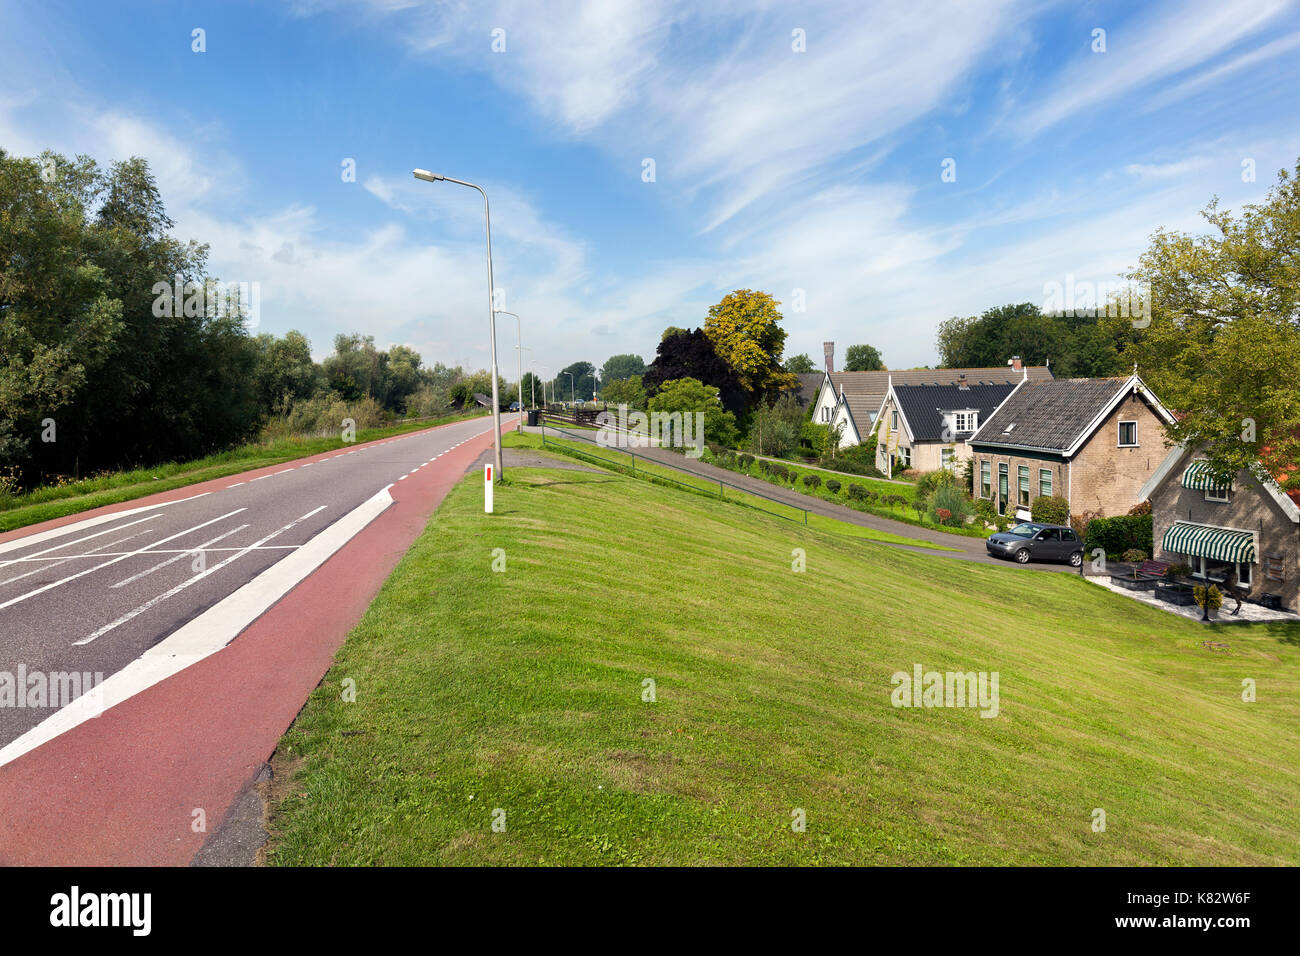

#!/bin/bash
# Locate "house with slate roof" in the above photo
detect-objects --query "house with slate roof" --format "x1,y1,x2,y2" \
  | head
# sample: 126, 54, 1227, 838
968, 374, 1176, 520
873, 376, 1019, 473
809, 356, 1053, 450
1139, 445, 1300, 612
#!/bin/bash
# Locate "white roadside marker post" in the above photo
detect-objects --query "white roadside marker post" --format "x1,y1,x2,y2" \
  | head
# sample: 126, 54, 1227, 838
485, 464, 494, 514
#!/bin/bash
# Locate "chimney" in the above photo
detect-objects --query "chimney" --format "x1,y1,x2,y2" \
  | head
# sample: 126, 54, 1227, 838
1009, 355, 1023, 371
958, 373, 968, 390
823, 342, 834, 375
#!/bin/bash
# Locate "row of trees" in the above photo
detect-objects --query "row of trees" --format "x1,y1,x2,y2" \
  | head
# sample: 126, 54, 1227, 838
0, 149, 503, 489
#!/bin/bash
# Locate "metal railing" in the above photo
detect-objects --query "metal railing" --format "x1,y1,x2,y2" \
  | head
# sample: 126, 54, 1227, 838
540, 421, 809, 525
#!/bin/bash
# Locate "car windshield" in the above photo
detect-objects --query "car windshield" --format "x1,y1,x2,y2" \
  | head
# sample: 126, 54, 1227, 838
1007, 523, 1044, 538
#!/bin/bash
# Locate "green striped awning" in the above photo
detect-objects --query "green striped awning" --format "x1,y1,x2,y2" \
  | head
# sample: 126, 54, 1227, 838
1181, 459, 1230, 495
1162, 522, 1256, 563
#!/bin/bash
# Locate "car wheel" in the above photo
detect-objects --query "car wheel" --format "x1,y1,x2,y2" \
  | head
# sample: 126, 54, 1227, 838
1015, 548, 1031, 564
1069, 550, 1082, 567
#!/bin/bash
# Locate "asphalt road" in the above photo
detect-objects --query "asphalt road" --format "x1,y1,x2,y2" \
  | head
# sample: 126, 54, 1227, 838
0, 415, 500, 753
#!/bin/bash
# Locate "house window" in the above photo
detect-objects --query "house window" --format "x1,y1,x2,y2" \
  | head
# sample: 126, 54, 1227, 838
954, 411, 977, 433
1017, 466, 1030, 507
898, 446, 911, 467
941, 447, 954, 469
981, 461, 991, 498
891, 410, 899, 431
1265, 554, 1285, 582
998, 464, 1008, 515
1039, 468, 1052, 497
1205, 484, 1229, 503
1118, 421, 1138, 446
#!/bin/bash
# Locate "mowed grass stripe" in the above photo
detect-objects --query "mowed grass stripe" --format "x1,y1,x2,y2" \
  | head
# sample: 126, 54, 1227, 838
265, 466, 1300, 866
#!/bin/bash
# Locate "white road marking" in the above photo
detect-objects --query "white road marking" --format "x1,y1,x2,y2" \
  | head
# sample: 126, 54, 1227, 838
0, 527, 157, 586
0, 514, 162, 569
0, 509, 248, 611
110, 524, 249, 589
227, 482, 246, 488
76, 506, 324, 645
0, 487, 393, 769
0, 493, 211, 560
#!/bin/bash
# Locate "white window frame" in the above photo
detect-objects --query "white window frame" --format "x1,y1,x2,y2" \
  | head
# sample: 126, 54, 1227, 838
954, 410, 977, 433
1118, 420, 1138, 447
980, 461, 991, 498
941, 447, 954, 468
1039, 468, 1052, 498
1017, 465, 1030, 507
1204, 484, 1229, 503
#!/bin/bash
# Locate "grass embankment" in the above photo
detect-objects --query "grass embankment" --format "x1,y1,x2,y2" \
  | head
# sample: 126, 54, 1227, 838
703, 450, 989, 539
0, 409, 489, 534
265, 462, 1300, 865
510, 430, 950, 551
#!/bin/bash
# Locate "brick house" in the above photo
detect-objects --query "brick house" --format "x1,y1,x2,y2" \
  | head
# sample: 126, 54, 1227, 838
1140, 446, 1300, 611
968, 375, 1176, 519
873, 378, 1019, 473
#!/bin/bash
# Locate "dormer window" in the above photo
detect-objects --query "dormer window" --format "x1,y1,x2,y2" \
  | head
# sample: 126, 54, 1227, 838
954, 410, 978, 433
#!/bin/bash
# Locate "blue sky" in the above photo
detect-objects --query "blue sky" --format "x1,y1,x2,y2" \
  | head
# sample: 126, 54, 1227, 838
3, 0, 1299, 376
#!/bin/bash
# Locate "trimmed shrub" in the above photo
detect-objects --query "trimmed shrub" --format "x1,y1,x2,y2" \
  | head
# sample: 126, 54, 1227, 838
739, 454, 754, 469
974, 498, 997, 525
848, 483, 868, 502
1121, 548, 1148, 563
912, 500, 928, 519
825, 479, 841, 494
1083, 514, 1153, 558
1030, 494, 1071, 526
803, 474, 821, 490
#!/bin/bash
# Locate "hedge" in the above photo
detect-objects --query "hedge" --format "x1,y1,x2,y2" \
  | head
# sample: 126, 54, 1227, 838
1030, 495, 1070, 525
1083, 514, 1153, 558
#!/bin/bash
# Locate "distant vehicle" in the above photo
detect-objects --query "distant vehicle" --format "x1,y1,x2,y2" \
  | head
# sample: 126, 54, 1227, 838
986, 522, 1082, 566
509, 401, 522, 411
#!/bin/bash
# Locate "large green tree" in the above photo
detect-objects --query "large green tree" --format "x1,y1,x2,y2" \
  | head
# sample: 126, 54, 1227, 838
600, 353, 645, 386
783, 353, 816, 374
844, 344, 885, 371
1116, 158, 1300, 489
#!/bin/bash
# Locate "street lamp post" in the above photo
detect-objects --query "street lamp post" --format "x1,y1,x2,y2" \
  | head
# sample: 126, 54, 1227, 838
413, 168, 503, 481
565, 372, 575, 405
495, 310, 523, 431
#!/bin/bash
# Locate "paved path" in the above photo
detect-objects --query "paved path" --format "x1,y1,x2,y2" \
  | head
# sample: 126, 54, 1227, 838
531, 425, 1078, 573
0, 415, 516, 864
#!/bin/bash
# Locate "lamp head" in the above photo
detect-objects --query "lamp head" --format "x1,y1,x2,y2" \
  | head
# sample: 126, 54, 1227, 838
412, 169, 443, 182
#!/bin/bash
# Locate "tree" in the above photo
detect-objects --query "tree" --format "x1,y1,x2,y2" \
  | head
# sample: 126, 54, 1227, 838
704, 289, 797, 402
253, 330, 320, 415
936, 302, 1125, 377
642, 328, 747, 415
783, 353, 816, 374
748, 394, 805, 457
557, 361, 597, 401
601, 376, 647, 409
647, 377, 739, 447
1117, 157, 1300, 490
844, 344, 885, 371
519, 371, 544, 407
600, 353, 645, 386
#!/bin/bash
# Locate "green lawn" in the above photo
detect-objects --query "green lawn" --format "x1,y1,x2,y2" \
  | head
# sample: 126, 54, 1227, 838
702, 449, 989, 539
0, 410, 489, 533
510, 430, 951, 550
265, 464, 1300, 866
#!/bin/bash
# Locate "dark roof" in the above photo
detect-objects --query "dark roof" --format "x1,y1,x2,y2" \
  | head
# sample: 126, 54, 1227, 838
970, 378, 1128, 453
825, 365, 1053, 435
790, 373, 825, 408
892, 382, 1018, 442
